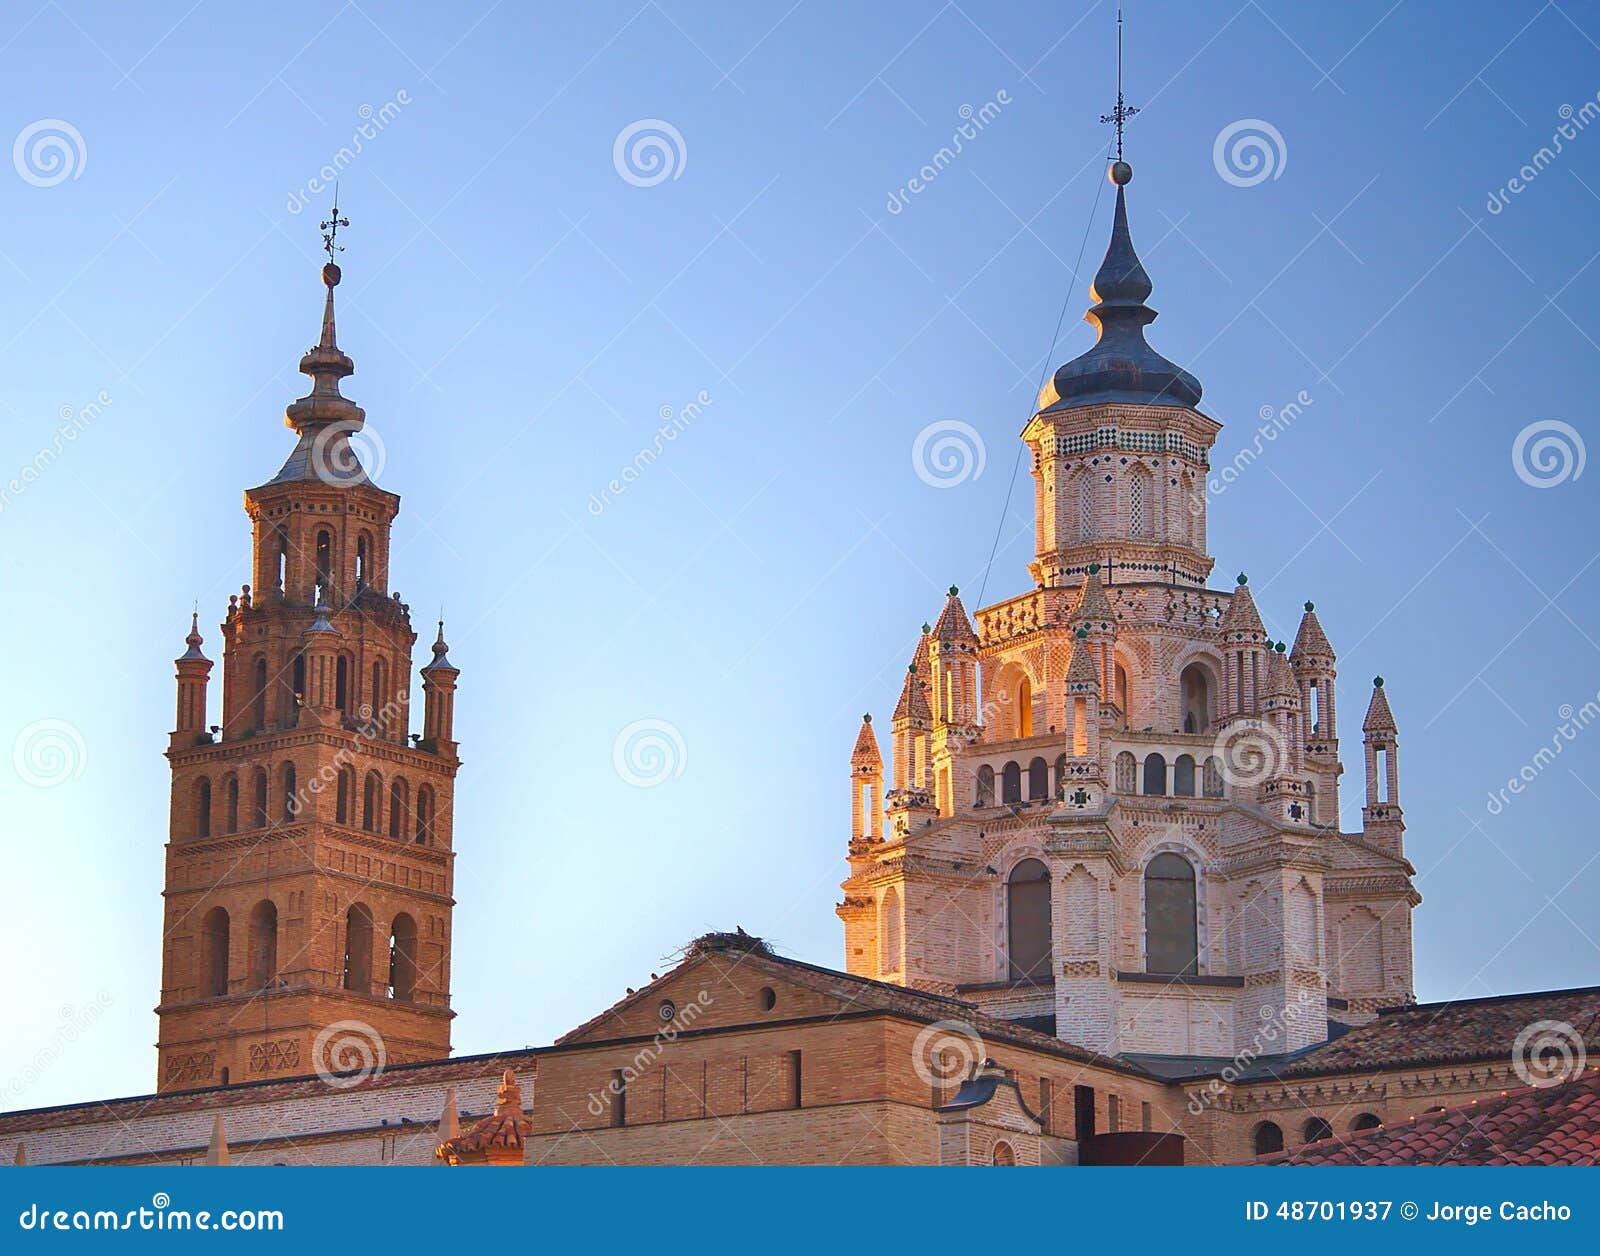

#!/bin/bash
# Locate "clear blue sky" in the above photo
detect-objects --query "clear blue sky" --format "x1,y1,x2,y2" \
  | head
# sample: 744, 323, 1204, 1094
2, 0, 1598, 1108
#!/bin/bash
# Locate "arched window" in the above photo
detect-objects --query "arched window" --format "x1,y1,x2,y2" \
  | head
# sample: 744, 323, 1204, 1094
992, 1140, 1017, 1166
1007, 858, 1052, 981
224, 775, 239, 834
1001, 761, 1022, 804
975, 764, 995, 807
414, 785, 435, 846
1115, 751, 1136, 793
195, 778, 212, 838
335, 766, 353, 825
252, 768, 268, 828
1142, 753, 1167, 796
1114, 663, 1129, 717
291, 651, 306, 712
362, 771, 381, 833
335, 655, 350, 717
1180, 663, 1212, 734
1027, 757, 1048, 801
343, 902, 374, 994
1077, 473, 1095, 541
1016, 677, 1033, 739
1174, 754, 1196, 797
1203, 756, 1225, 798
1350, 1112, 1382, 1133
251, 656, 269, 731
248, 900, 278, 988
1144, 853, 1198, 975
388, 912, 418, 1001
1054, 753, 1068, 798
388, 777, 409, 840
280, 762, 297, 822
1129, 467, 1151, 537
1305, 778, 1317, 823
356, 532, 371, 589
1303, 1117, 1333, 1143
273, 525, 289, 591
199, 906, 229, 997
1253, 1121, 1284, 1156
314, 528, 332, 602
370, 660, 387, 735
879, 886, 902, 975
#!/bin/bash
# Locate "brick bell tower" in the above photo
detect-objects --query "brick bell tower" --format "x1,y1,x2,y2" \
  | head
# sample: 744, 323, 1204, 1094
156, 232, 462, 1091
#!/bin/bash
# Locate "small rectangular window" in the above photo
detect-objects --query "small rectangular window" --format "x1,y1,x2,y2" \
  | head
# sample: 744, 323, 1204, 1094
1074, 1084, 1096, 1140
1108, 1093, 1121, 1133
788, 1050, 803, 1109
611, 1070, 627, 1127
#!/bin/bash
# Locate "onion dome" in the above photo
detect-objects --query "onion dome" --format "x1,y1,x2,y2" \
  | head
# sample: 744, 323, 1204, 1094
1072, 562, 1114, 626
1363, 677, 1397, 734
1036, 164, 1202, 413
1219, 573, 1266, 641
933, 586, 978, 643
851, 713, 882, 765
420, 620, 458, 677
176, 611, 209, 663
1290, 600, 1335, 667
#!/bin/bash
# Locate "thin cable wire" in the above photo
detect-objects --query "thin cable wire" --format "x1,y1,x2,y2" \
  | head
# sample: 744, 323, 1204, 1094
975, 157, 1112, 608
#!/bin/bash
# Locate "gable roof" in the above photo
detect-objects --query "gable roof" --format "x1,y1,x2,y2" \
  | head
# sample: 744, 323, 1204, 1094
1273, 1069, 1600, 1165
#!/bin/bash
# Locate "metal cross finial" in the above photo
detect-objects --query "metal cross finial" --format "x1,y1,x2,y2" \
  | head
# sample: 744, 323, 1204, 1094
1099, 8, 1139, 161
320, 188, 350, 260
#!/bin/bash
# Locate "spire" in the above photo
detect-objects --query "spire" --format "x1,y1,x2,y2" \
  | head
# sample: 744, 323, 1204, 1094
933, 586, 978, 643
1038, 17, 1201, 414
436, 1086, 461, 1164
204, 1114, 230, 1167
1066, 629, 1100, 688
12, 1142, 26, 1166
1072, 563, 1114, 625
892, 664, 931, 722
851, 713, 881, 765
177, 611, 208, 663
1291, 600, 1334, 665
1363, 676, 1397, 734
421, 619, 458, 676
1264, 642, 1296, 698
1220, 573, 1265, 639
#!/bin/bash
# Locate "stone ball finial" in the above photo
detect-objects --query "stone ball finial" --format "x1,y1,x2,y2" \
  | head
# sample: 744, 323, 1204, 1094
1304, 600, 1315, 612
862, 713, 871, 724
948, 585, 959, 597
1110, 160, 1133, 186
322, 262, 342, 288
1237, 572, 1248, 586
1374, 676, 1384, 688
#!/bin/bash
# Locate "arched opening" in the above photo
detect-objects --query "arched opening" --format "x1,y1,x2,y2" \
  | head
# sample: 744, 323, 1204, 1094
879, 886, 902, 975
1174, 754, 1196, 797
1114, 663, 1130, 719
1007, 858, 1052, 982
1350, 1112, 1382, 1133
280, 761, 297, 822
362, 771, 381, 832
415, 785, 435, 845
195, 778, 212, 838
1129, 466, 1152, 537
992, 1140, 1017, 1166
1016, 677, 1033, 739
1302, 1117, 1333, 1143
1142, 752, 1167, 796
224, 775, 239, 833
335, 766, 353, 825
273, 525, 288, 592
251, 656, 268, 731
1144, 852, 1198, 975
1253, 1121, 1284, 1156
1180, 663, 1213, 734
199, 906, 229, 997
248, 899, 278, 988
388, 912, 418, 1001
291, 650, 306, 713
387, 777, 409, 840
356, 532, 371, 589
314, 529, 332, 602
335, 655, 350, 717
370, 659, 387, 735
1001, 761, 1022, 804
1114, 751, 1136, 793
975, 764, 995, 807
1054, 753, 1069, 798
1308, 678, 1322, 733
252, 768, 268, 828
343, 902, 374, 995
1305, 778, 1317, 823
1203, 756, 1225, 798
1027, 757, 1048, 801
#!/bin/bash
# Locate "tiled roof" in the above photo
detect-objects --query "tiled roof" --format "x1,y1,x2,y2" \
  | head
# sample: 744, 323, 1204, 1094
436, 1069, 530, 1161
1266, 986, 1600, 1079
1273, 1069, 1600, 1165
851, 716, 881, 764
933, 589, 978, 644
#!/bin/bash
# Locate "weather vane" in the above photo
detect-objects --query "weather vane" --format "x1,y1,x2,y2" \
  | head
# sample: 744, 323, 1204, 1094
1099, 8, 1139, 163
320, 189, 350, 260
